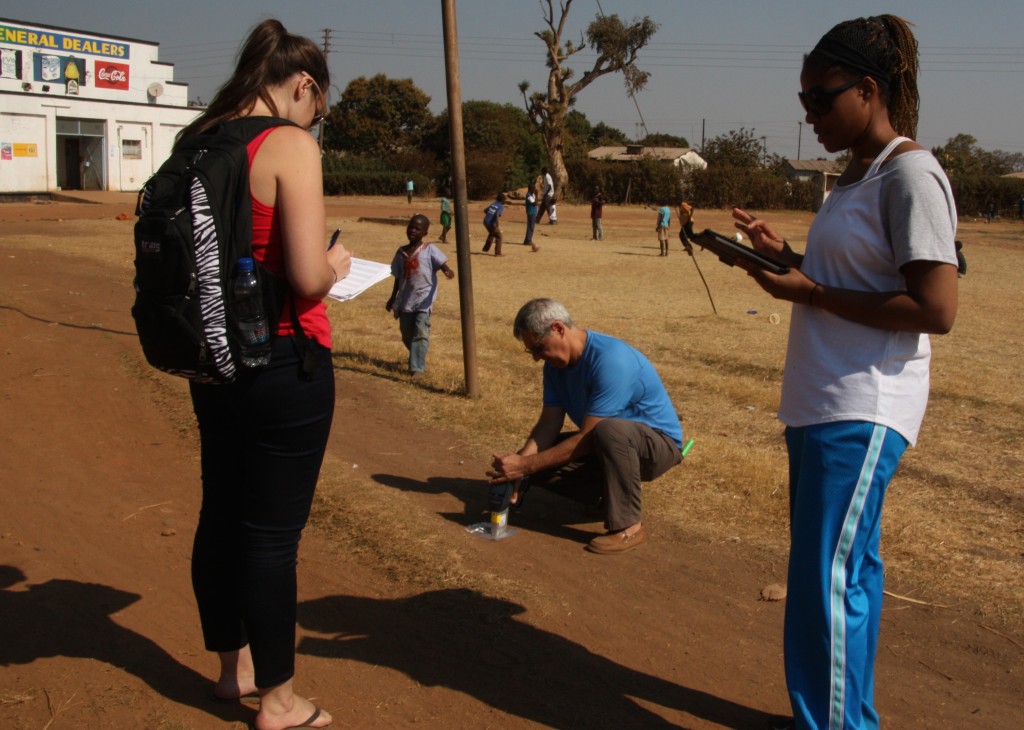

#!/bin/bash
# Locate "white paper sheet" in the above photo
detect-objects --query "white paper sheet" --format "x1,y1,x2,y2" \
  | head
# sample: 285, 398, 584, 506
326, 258, 392, 302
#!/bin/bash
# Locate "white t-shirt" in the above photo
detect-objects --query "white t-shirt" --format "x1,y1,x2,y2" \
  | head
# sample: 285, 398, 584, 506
779, 139, 957, 446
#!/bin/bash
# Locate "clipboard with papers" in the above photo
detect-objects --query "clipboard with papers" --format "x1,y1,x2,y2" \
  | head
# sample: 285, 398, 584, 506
326, 258, 392, 302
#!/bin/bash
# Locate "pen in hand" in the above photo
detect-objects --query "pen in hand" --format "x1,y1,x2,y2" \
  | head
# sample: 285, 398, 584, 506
328, 228, 341, 250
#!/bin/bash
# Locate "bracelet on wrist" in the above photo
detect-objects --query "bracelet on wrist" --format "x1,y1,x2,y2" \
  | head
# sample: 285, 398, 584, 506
808, 283, 821, 306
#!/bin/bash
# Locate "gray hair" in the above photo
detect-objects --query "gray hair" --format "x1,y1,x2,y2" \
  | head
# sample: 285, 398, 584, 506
513, 298, 574, 340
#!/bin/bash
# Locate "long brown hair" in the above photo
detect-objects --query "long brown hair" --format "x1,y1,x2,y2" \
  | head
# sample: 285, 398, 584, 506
804, 15, 920, 139
177, 19, 329, 143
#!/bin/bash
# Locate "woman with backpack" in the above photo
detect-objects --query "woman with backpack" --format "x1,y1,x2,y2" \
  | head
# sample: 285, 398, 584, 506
178, 19, 348, 730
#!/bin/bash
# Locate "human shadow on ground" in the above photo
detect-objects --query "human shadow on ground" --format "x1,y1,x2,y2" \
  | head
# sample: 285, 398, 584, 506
371, 472, 602, 545
0, 565, 243, 724
298, 587, 778, 729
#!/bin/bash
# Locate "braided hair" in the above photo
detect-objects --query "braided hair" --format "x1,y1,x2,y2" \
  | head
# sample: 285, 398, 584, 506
805, 15, 920, 139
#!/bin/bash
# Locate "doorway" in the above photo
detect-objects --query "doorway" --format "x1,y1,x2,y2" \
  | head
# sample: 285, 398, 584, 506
56, 118, 105, 191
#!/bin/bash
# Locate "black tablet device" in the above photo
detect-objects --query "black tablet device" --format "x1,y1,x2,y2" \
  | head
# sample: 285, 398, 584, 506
687, 228, 790, 275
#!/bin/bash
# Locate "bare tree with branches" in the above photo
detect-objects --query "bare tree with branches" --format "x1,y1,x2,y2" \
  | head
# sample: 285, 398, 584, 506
519, 0, 658, 197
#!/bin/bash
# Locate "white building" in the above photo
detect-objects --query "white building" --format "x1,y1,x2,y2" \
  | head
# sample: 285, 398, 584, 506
0, 18, 200, 194
587, 145, 708, 171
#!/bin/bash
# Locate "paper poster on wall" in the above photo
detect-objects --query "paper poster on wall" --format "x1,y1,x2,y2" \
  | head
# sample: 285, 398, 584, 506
1, 143, 12, 161
0, 47, 21, 79
14, 143, 38, 157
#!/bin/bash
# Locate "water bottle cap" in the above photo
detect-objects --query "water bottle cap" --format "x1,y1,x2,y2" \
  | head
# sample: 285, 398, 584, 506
237, 257, 254, 272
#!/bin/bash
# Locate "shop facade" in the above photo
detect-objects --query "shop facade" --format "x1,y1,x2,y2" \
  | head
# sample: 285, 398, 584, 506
0, 18, 200, 194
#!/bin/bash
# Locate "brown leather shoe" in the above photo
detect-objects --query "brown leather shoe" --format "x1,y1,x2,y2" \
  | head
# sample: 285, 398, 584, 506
585, 524, 647, 554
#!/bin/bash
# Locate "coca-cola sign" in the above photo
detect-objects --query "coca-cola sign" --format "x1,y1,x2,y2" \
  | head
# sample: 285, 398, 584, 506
94, 60, 129, 90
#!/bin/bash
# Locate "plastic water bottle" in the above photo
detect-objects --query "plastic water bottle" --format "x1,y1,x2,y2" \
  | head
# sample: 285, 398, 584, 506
233, 257, 271, 367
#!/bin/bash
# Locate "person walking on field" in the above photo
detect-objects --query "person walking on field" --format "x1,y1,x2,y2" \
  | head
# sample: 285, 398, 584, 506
732, 15, 958, 729
406, 178, 415, 204
536, 167, 556, 224
482, 192, 506, 256
386, 215, 455, 379
181, 19, 351, 730
524, 183, 539, 252
438, 187, 453, 243
591, 186, 606, 240
656, 203, 672, 256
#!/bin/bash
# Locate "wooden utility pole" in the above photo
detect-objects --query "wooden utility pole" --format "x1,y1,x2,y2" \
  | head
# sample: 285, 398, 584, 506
318, 28, 331, 151
441, 0, 479, 397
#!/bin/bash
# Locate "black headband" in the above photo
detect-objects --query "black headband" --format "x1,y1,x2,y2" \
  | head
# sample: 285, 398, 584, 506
809, 36, 892, 86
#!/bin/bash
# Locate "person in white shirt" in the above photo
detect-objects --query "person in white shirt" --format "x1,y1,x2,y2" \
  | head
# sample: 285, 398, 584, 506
732, 14, 958, 730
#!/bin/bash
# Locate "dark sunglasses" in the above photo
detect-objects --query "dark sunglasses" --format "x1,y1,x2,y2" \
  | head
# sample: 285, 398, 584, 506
798, 77, 862, 117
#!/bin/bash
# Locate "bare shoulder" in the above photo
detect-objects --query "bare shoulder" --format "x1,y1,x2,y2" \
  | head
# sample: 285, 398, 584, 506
258, 125, 320, 157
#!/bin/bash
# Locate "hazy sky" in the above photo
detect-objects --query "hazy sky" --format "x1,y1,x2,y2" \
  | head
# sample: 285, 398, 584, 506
5, 1, 1023, 160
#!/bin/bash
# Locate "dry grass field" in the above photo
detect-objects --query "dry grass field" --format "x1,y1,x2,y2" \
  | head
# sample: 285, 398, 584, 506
2, 193, 1021, 728
323, 196, 1023, 628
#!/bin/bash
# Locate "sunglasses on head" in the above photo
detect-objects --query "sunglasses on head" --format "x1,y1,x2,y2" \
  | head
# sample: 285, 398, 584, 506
798, 76, 863, 117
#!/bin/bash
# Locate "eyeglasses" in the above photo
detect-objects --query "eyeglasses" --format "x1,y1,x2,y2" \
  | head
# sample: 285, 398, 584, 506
798, 77, 862, 117
304, 76, 327, 129
524, 326, 554, 355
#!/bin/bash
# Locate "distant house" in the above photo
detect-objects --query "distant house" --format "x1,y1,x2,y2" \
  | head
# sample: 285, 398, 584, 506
588, 144, 708, 171
785, 159, 843, 211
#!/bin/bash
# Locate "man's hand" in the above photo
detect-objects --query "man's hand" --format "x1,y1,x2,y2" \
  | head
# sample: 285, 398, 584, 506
486, 452, 529, 484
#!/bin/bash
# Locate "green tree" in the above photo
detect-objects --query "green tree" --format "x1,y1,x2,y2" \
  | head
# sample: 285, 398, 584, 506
519, 0, 658, 197
701, 128, 767, 168
640, 132, 690, 148
325, 74, 433, 157
590, 122, 629, 147
424, 101, 545, 198
933, 133, 1024, 177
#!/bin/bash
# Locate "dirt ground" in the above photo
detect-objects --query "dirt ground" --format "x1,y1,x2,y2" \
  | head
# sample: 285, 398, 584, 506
0, 195, 1020, 729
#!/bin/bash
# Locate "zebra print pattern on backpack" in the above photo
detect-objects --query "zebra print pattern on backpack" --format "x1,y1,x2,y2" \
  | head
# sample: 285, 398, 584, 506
190, 177, 236, 383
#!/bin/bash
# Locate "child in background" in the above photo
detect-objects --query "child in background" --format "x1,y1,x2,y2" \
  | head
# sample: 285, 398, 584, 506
482, 192, 506, 256
677, 200, 695, 241
524, 184, 539, 252
656, 203, 672, 256
439, 187, 453, 243
386, 214, 455, 379
591, 185, 606, 240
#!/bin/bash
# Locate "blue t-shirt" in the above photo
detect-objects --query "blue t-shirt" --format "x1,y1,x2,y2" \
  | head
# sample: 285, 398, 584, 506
483, 201, 504, 227
542, 331, 683, 448
525, 193, 538, 217
657, 206, 671, 228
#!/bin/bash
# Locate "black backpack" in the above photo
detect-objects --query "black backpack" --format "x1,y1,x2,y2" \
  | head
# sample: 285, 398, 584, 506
132, 117, 299, 384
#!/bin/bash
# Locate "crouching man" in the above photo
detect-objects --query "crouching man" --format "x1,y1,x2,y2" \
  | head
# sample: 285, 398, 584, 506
486, 298, 684, 554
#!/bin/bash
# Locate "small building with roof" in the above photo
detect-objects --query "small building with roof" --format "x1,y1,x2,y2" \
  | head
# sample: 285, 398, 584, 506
587, 144, 708, 171
785, 159, 843, 211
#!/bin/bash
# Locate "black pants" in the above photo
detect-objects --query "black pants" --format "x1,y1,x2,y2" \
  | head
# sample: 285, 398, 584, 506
535, 195, 554, 223
189, 337, 334, 688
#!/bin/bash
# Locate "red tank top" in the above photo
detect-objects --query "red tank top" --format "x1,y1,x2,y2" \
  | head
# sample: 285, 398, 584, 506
246, 128, 331, 349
